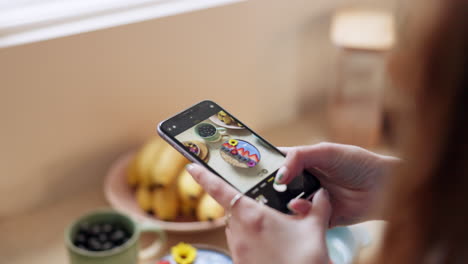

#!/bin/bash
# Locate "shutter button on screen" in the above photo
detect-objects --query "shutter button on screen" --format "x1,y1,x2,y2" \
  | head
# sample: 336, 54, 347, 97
273, 182, 287, 192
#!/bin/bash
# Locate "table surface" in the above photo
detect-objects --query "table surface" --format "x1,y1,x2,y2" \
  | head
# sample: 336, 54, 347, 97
1, 112, 389, 264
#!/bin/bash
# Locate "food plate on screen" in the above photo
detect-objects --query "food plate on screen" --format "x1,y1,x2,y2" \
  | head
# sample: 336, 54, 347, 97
208, 111, 244, 130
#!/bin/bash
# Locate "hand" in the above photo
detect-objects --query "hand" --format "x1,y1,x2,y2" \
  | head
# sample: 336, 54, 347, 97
186, 163, 332, 264
277, 142, 399, 226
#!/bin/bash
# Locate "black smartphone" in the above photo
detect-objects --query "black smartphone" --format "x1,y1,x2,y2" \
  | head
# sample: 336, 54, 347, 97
157, 100, 320, 213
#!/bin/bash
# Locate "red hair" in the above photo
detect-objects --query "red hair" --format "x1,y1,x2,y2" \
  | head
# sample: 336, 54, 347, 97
374, 1, 468, 263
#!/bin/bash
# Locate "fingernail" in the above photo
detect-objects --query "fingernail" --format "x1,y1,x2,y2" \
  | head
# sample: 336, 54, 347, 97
287, 199, 311, 215
307, 192, 316, 201
287, 200, 295, 212
287, 198, 299, 212
185, 163, 194, 172
322, 188, 329, 199
275, 167, 287, 184
310, 188, 328, 202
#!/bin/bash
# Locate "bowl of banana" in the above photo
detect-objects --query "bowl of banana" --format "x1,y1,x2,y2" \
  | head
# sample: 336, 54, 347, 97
104, 137, 226, 232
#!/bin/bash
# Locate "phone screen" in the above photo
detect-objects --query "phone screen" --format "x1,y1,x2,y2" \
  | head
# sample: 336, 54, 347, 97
159, 100, 320, 213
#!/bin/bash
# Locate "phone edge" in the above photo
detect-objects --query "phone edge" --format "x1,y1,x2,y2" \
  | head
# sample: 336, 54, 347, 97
157, 121, 202, 166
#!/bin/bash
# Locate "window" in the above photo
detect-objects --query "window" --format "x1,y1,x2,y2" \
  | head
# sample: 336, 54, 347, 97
0, 0, 244, 48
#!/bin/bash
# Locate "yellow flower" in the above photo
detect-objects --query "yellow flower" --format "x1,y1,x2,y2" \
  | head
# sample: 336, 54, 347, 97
229, 139, 238, 146
171, 242, 197, 264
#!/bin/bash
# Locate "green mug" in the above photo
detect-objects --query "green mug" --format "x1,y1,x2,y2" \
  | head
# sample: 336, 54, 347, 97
65, 210, 166, 264
194, 123, 228, 142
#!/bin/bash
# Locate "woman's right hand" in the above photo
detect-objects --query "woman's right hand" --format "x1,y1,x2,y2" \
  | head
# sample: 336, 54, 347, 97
186, 164, 333, 264
277, 143, 400, 226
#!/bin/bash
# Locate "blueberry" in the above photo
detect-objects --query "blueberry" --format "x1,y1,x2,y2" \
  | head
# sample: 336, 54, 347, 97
78, 222, 91, 234
88, 238, 102, 251
98, 233, 108, 242
77, 244, 87, 250
102, 223, 113, 233
90, 224, 102, 235
101, 242, 114, 251
110, 229, 126, 242
74, 233, 87, 245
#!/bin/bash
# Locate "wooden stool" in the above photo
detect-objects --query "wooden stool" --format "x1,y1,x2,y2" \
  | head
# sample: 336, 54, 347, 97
328, 9, 395, 148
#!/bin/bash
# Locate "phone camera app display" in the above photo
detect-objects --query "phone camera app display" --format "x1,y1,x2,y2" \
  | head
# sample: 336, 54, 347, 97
161, 101, 321, 213
175, 111, 285, 194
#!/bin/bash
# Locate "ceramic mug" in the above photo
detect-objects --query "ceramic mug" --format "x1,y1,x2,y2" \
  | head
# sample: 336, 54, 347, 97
326, 227, 361, 264
194, 123, 228, 142
65, 210, 166, 264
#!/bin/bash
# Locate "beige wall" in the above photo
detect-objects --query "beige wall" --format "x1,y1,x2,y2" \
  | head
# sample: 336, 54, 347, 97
0, 0, 395, 217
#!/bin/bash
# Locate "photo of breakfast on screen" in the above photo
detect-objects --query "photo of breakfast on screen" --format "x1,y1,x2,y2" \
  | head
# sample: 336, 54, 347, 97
175, 111, 285, 193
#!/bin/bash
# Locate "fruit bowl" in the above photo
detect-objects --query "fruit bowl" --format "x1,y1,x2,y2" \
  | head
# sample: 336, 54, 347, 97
104, 151, 226, 233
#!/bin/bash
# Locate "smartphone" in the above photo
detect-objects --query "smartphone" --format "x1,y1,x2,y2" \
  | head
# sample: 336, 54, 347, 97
157, 100, 321, 213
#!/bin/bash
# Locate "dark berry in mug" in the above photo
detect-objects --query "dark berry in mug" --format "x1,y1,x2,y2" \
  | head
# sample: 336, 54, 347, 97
197, 124, 217, 137
73, 222, 131, 252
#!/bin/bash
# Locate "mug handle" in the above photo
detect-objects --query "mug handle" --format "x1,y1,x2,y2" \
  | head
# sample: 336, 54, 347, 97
137, 221, 167, 260
219, 128, 230, 141
218, 127, 227, 134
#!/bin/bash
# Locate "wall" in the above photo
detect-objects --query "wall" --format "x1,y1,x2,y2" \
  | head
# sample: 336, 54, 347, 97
0, 0, 395, 217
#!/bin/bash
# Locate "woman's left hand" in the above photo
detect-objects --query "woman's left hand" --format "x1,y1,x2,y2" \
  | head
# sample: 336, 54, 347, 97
186, 163, 332, 264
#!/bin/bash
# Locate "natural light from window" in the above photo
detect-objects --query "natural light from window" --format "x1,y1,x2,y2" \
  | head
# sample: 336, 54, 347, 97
0, 0, 244, 48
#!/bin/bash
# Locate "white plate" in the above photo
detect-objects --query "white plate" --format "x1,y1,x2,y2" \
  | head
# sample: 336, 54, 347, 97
209, 116, 244, 130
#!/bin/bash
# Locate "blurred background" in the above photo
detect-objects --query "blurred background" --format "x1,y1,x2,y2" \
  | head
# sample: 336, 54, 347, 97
0, 0, 399, 263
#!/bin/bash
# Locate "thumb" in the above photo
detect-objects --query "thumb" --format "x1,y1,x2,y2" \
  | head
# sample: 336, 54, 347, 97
275, 143, 340, 185
306, 188, 332, 229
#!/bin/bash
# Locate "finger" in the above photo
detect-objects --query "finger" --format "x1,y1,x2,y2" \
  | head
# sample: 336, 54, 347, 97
224, 215, 251, 263
287, 198, 312, 216
186, 163, 239, 209
277, 147, 291, 154
225, 227, 240, 262
225, 227, 233, 248
306, 188, 332, 230
275, 143, 341, 185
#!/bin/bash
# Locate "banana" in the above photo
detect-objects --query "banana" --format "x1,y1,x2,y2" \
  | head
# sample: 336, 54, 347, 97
152, 183, 180, 221
150, 144, 188, 188
217, 111, 234, 125
127, 155, 139, 188
135, 137, 164, 188
136, 186, 153, 213
197, 193, 224, 221
180, 198, 198, 218
177, 169, 203, 203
